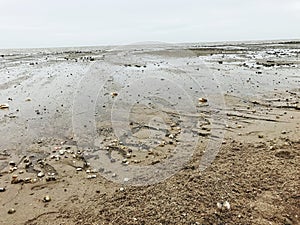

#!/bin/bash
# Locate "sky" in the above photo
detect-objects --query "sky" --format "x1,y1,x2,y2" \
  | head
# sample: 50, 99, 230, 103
0, 0, 300, 49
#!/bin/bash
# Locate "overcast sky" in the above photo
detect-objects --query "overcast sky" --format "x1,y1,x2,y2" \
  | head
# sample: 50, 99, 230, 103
0, 0, 299, 48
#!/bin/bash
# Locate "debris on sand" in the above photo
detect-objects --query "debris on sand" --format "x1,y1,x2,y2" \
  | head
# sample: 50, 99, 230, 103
43, 195, 51, 202
0, 103, 9, 109
111, 92, 118, 97
7, 208, 16, 214
217, 201, 231, 211
198, 98, 208, 103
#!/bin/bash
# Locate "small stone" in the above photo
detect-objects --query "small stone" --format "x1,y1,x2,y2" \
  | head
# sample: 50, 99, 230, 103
198, 98, 208, 103
111, 92, 118, 97
9, 161, 16, 166
124, 177, 129, 182
43, 195, 51, 202
24, 177, 32, 183
46, 176, 56, 182
258, 134, 264, 138
0, 187, 6, 192
281, 130, 287, 134
119, 187, 124, 191
87, 175, 97, 179
169, 134, 174, 139
0, 103, 9, 109
37, 172, 45, 178
8, 208, 16, 214
76, 168, 83, 171
223, 201, 230, 210
217, 202, 222, 209
25, 98, 31, 102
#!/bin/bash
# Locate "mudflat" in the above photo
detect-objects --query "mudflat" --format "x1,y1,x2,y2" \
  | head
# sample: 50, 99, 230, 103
0, 41, 299, 225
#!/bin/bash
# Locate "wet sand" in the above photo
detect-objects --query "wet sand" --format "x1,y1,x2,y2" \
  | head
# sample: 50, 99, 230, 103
0, 40, 299, 224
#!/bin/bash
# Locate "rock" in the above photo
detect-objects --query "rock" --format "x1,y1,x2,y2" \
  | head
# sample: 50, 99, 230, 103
59, 150, 65, 155
223, 201, 230, 210
258, 134, 264, 138
198, 98, 208, 103
0, 187, 6, 192
37, 172, 45, 178
217, 201, 230, 211
8, 208, 16, 214
87, 175, 97, 179
0, 103, 9, 109
46, 176, 56, 182
9, 161, 16, 166
111, 92, 118, 97
43, 195, 51, 202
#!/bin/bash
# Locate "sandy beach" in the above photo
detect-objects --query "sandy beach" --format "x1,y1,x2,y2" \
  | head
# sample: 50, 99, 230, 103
0, 40, 299, 225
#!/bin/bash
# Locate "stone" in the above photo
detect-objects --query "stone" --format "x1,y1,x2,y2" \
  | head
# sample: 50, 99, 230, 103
37, 172, 45, 178
8, 208, 16, 214
43, 195, 51, 202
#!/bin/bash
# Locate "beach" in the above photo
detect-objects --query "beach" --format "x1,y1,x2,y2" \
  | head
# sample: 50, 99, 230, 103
0, 40, 299, 224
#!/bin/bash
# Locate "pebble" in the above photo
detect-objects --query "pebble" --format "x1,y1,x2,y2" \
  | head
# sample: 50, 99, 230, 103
281, 130, 287, 134
9, 161, 16, 166
0, 103, 9, 109
223, 201, 230, 210
37, 172, 45, 178
258, 134, 264, 138
87, 175, 97, 179
0, 187, 6, 192
217, 201, 230, 211
198, 98, 208, 103
76, 168, 83, 171
111, 92, 118, 97
43, 195, 51, 202
8, 208, 16, 214
46, 176, 56, 182
119, 187, 124, 191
